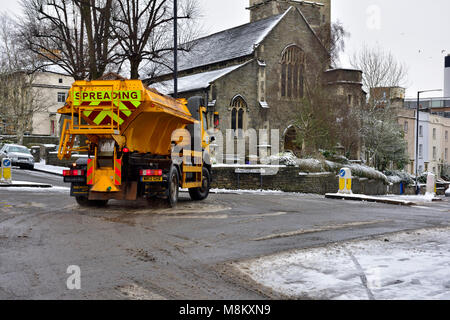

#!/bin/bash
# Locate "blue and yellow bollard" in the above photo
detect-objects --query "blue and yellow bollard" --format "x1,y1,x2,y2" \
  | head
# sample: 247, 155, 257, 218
1, 158, 12, 184
338, 168, 353, 194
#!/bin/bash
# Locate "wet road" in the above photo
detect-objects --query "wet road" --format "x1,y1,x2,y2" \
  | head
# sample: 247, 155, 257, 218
0, 169, 449, 299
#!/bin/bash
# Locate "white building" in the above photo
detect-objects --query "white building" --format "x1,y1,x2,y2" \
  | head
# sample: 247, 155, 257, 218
31, 71, 74, 136
428, 114, 450, 176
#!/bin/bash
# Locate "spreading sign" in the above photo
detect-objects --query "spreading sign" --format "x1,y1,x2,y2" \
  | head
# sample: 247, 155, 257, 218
73, 90, 142, 105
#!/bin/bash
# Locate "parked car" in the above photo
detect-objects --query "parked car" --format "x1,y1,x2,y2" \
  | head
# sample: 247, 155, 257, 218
0, 144, 35, 170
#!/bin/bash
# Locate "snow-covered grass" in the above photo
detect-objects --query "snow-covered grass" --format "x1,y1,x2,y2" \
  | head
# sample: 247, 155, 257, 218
235, 227, 450, 300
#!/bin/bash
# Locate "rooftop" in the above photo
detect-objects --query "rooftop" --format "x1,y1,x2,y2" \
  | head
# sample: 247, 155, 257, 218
151, 63, 248, 94
153, 9, 291, 77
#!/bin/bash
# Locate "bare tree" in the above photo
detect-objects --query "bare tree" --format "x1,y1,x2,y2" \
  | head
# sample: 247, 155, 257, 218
351, 45, 408, 97
20, 0, 118, 80
350, 45, 409, 169
112, 0, 201, 79
77, 0, 118, 79
20, 0, 89, 80
359, 103, 409, 171
0, 14, 49, 144
316, 20, 350, 67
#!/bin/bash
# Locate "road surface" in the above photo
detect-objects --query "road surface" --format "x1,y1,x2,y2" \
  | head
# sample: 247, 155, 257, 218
0, 168, 448, 299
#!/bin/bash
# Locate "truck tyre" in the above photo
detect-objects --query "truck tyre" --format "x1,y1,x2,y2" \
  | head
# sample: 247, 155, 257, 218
167, 166, 179, 207
75, 196, 108, 207
189, 167, 210, 201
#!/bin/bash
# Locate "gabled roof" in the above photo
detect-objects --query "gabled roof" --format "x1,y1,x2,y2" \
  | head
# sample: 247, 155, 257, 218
151, 63, 248, 95
155, 9, 292, 77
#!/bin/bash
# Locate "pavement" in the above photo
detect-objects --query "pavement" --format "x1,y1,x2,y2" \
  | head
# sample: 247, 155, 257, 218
0, 168, 449, 299
325, 193, 440, 206
0, 181, 52, 188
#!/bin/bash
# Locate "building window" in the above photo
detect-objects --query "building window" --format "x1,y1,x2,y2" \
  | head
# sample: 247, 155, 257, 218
419, 144, 423, 159
433, 128, 437, 140
445, 131, 448, 142
230, 96, 247, 136
419, 125, 423, 137
57, 92, 66, 103
404, 121, 408, 134
59, 78, 63, 84
281, 45, 305, 99
348, 95, 353, 106
445, 148, 448, 161
433, 146, 437, 160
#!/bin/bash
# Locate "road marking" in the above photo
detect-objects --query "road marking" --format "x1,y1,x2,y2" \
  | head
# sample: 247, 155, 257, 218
412, 206, 434, 210
164, 212, 288, 220
241, 212, 287, 218
251, 220, 393, 241
412, 205, 449, 212
165, 214, 229, 219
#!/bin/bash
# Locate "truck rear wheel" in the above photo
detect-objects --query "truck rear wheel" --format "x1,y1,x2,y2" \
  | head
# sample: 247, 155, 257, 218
75, 196, 108, 207
189, 167, 210, 201
167, 166, 179, 207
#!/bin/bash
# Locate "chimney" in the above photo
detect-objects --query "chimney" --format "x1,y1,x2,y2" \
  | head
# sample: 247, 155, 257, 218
445, 55, 450, 97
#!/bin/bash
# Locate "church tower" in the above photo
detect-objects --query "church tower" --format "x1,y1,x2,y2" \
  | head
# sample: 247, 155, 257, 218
248, 0, 331, 31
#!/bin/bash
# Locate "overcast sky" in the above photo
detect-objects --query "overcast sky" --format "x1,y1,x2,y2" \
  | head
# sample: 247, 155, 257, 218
2, 0, 449, 98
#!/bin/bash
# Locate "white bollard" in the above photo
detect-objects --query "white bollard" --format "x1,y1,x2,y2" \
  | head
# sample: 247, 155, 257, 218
338, 168, 353, 195
426, 173, 436, 197
1, 158, 12, 184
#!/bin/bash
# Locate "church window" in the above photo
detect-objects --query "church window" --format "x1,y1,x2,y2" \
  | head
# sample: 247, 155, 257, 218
231, 96, 247, 136
281, 45, 305, 99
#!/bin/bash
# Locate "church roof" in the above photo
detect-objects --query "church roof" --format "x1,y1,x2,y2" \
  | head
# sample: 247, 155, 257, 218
155, 8, 292, 77
150, 63, 248, 95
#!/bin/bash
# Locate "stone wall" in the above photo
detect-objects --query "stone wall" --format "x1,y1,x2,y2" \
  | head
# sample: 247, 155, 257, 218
211, 166, 388, 195
0, 135, 60, 146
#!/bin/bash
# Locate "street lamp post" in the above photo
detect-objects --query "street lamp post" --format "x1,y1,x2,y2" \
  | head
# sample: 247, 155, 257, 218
173, 0, 178, 99
415, 89, 442, 194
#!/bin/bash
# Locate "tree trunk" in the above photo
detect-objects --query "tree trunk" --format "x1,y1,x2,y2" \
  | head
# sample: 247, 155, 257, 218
130, 58, 142, 79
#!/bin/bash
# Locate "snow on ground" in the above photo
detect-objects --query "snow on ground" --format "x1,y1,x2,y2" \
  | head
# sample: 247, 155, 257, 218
384, 194, 436, 202
235, 227, 450, 300
212, 164, 286, 168
210, 188, 285, 195
35, 160, 67, 175
179, 188, 287, 195
0, 186, 69, 193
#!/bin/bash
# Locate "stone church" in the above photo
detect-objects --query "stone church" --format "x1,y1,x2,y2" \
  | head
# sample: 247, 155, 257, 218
149, 0, 365, 159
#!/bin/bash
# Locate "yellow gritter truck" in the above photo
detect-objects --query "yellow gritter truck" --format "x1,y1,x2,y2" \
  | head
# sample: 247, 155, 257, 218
57, 79, 213, 207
